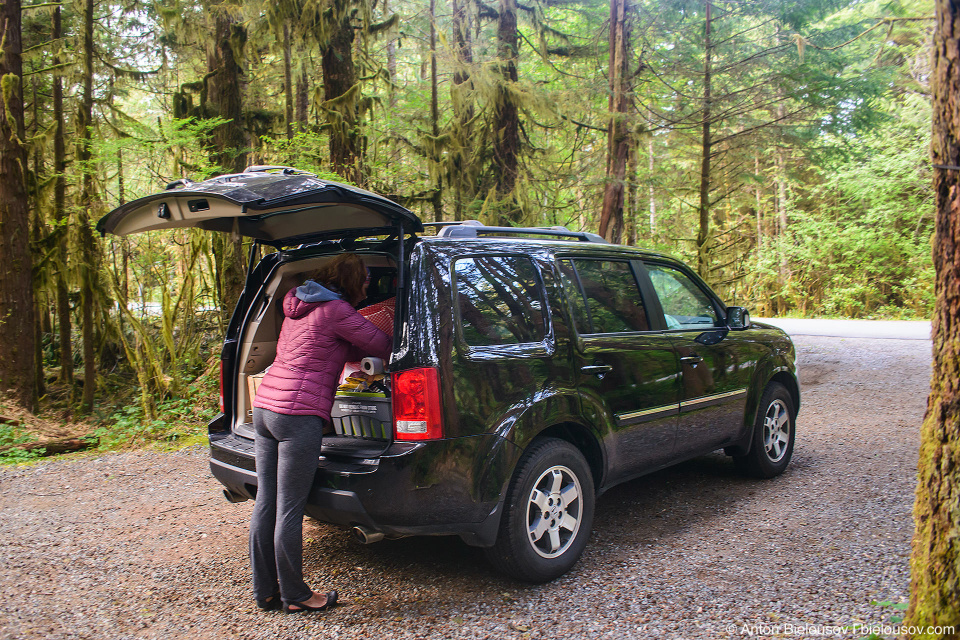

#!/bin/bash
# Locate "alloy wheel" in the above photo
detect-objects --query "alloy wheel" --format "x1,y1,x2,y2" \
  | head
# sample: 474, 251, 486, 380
763, 399, 791, 463
525, 465, 583, 559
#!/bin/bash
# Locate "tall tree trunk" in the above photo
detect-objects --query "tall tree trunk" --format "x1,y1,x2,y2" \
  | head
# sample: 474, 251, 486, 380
207, 4, 247, 173
322, 13, 362, 185
430, 0, 443, 222
296, 58, 309, 130
283, 23, 294, 140
206, 1, 247, 317
627, 139, 638, 245
30, 78, 46, 400
451, 0, 475, 221
385, 0, 397, 107
599, 0, 633, 244
648, 137, 656, 236
906, 0, 960, 632
755, 154, 763, 263
775, 139, 788, 311
76, 0, 99, 414
53, 5, 73, 390
493, 0, 520, 223
0, 0, 37, 412
696, 0, 713, 281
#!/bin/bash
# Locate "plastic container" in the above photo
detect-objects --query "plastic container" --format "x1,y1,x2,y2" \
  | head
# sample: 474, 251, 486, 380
330, 392, 392, 439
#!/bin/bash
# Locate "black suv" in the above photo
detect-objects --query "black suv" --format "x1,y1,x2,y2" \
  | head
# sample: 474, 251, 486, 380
99, 167, 799, 582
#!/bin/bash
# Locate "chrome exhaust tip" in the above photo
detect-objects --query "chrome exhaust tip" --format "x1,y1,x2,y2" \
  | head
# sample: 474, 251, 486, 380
351, 525, 385, 544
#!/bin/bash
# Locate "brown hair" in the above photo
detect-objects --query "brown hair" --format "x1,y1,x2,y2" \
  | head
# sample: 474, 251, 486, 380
312, 254, 367, 306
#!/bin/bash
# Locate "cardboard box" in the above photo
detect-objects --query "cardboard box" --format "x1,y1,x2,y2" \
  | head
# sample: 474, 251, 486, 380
247, 371, 265, 401
245, 370, 267, 420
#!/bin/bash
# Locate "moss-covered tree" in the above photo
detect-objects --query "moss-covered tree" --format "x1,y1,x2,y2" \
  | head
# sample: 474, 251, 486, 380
0, 0, 38, 411
598, 0, 636, 244
906, 0, 960, 633
77, 0, 101, 414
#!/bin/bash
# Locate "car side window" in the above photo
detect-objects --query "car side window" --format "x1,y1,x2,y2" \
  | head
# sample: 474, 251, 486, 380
454, 255, 546, 346
557, 259, 592, 334
560, 259, 649, 334
646, 263, 720, 329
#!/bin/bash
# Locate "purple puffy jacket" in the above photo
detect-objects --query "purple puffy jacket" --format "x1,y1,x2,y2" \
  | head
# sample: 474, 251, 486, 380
253, 288, 392, 420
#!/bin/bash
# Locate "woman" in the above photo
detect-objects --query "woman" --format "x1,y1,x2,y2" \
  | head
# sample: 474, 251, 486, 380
250, 253, 391, 613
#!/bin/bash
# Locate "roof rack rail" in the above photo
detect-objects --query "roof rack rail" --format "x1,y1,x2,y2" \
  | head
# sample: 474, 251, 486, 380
242, 165, 310, 175
430, 220, 608, 244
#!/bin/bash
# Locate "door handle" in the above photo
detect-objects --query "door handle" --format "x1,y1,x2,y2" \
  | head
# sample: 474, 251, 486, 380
680, 355, 703, 367
581, 364, 613, 376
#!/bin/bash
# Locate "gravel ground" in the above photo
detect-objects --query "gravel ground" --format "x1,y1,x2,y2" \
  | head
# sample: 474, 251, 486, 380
0, 335, 931, 640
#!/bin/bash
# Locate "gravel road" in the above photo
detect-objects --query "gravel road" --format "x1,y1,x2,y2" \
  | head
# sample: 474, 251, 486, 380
0, 335, 931, 640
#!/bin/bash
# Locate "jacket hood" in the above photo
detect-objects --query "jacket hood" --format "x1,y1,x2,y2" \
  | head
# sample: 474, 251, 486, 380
283, 282, 342, 319
296, 280, 343, 303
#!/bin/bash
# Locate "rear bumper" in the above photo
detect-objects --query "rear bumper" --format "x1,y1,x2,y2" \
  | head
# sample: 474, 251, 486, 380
209, 432, 516, 547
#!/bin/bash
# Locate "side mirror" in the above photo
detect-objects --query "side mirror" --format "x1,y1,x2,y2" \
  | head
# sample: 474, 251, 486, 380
726, 306, 751, 330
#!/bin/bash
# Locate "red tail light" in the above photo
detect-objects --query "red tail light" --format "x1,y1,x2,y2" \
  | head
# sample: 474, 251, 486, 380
219, 360, 225, 413
392, 367, 443, 441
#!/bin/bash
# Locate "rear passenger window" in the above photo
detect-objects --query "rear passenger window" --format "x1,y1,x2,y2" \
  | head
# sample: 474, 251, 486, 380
560, 259, 649, 333
557, 260, 591, 334
454, 256, 546, 346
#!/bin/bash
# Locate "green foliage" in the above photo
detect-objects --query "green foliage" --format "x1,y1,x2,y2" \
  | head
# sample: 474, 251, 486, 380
257, 130, 356, 184
744, 92, 934, 318
0, 423, 46, 464
95, 355, 219, 450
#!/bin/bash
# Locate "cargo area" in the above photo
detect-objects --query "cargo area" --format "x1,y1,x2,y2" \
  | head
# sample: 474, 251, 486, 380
232, 252, 398, 443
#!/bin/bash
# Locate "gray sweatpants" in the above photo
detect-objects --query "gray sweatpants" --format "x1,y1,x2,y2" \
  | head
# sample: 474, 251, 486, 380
249, 407, 325, 604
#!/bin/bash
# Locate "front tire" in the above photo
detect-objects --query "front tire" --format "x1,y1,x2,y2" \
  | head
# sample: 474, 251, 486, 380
485, 438, 595, 583
735, 382, 796, 478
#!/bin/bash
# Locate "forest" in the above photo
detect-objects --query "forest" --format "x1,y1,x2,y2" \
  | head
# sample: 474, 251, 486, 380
0, 0, 937, 448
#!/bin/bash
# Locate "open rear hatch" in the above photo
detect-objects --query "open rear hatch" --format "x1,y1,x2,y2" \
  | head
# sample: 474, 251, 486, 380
98, 166, 423, 466
97, 166, 422, 244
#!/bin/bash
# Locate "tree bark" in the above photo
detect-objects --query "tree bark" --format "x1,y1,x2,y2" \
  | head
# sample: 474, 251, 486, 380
493, 0, 520, 223
0, 0, 36, 412
321, 10, 362, 185
774, 27, 789, 300
385, 0, 397, 107
696, 0, 713, 281
430, 0, 443, 223
296, 58, 309, 130
207, 4, 247, 173
599, 0, 634, 244
627, 138, 638, 245
775, 139, 789, 307
283, 23, 294, 140
205, 1, 247, 317
30, 78, 46, 400
451, 0, 475, 221
52, 5, 73, 390
906, 0, 960, 633
648, 137, 656, 237
77, 0, 98, 414
755, 154, 762, 261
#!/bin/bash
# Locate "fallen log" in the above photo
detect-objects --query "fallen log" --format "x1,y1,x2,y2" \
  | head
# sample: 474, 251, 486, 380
0, 436, 99, 456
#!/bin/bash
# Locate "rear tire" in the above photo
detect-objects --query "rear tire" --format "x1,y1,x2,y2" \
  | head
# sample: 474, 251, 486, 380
485, 438, 595, 583
735, 382, 796, 478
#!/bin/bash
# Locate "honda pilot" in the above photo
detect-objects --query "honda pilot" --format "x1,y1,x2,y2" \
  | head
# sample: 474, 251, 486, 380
98, 166, 800, 582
